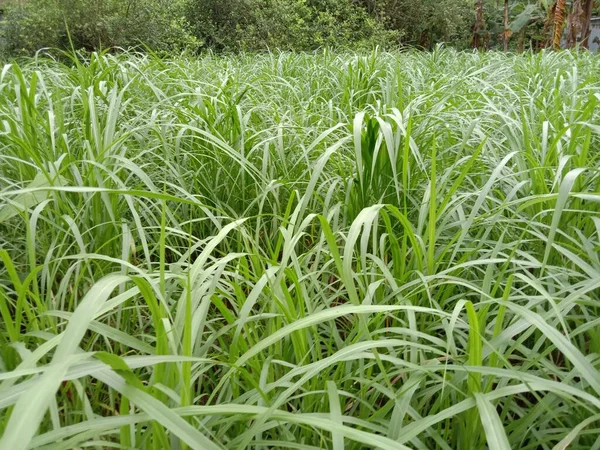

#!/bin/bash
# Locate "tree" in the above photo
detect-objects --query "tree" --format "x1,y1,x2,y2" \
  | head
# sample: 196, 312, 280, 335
581, 0, 595, 48
566, 0, 584, 48
503, 0, 510, 51
561, 0, 596, 49
472, 0, 487, 48
355, 0, 473, 48
552, 0, 567, 49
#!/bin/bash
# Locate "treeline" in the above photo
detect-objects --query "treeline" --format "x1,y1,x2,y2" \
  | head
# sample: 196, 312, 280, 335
0, 0, 598, 55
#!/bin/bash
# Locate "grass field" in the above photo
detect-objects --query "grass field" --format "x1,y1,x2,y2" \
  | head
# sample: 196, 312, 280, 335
1, 49, 600, 449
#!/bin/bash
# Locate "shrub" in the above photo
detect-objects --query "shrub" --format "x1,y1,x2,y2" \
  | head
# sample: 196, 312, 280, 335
366, 0, 474, 48
185, 0, 397, 51
1, 0, 198, 55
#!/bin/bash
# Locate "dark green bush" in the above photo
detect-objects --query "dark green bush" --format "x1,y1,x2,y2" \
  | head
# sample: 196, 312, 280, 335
1, 0, 198, 55
363, 0, 474, 48
185, 0, 397, 51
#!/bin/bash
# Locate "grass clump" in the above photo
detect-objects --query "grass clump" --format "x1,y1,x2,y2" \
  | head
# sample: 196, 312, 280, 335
1, 48, 600, 449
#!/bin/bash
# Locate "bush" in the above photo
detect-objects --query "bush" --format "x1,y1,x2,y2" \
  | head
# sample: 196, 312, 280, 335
185, 0, 397, 51
1, 1, 63, 55
1, 0, 198, 55
367, 0, 474, 48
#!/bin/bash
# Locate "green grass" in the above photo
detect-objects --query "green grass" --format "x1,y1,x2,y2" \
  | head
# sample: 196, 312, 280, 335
0, 48, 600, 449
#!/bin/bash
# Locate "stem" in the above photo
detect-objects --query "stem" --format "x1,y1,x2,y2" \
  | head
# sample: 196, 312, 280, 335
504, 0, 510, 51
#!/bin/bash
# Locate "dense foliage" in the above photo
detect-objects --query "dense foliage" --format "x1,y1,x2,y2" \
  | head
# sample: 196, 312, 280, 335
1, 49, 600, 449
184, 0, 395, 51
1, 0, 598, 54
0, 0, 197, 54
356, 0, 475, 48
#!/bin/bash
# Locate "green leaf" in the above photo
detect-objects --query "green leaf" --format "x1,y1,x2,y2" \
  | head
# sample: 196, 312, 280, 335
0, 275, 128, 450
94, 352, 147, 391
475, 393, 511, 450
0, 173, 65, 223
510, 5, 540, 33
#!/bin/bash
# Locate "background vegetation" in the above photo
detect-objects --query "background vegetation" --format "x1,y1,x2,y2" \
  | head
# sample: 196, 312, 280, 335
0, 0, 599, 55
0, 48, 600, 449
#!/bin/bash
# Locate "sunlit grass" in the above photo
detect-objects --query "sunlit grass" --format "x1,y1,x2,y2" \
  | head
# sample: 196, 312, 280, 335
1, 48, 600, 449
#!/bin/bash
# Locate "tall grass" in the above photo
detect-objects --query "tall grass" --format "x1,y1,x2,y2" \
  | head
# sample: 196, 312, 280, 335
0, 48, 600, 449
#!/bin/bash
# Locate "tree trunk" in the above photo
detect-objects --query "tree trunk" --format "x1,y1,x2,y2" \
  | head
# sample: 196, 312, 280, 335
566, 1, 577, 48
566, 0, 586, 49
472, 0, 485, 49
517, 28, 527, 52
581, 0, 594, 49
552, 0, 567, 50
503, 0, 510, 51
543, 2, 556, 48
